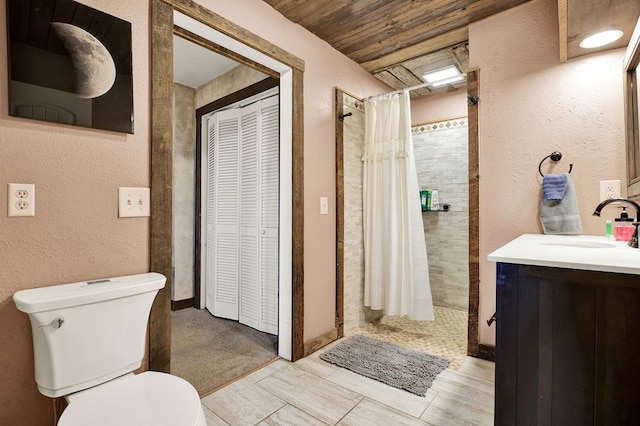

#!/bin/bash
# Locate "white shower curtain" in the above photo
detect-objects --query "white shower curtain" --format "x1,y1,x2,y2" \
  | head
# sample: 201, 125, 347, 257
362, 91, 434, 321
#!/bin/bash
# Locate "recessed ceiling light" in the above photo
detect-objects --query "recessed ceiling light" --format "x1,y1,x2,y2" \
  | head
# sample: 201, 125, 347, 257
579, 30, 624, 49
431, 75, 465, 87
423, 65, 460, 84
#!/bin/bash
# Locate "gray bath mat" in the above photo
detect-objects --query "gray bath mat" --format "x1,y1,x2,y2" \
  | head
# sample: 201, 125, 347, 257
320, 334, 449, 396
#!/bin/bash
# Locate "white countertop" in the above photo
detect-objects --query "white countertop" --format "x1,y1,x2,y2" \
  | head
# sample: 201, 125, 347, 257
487, 234, 640, 275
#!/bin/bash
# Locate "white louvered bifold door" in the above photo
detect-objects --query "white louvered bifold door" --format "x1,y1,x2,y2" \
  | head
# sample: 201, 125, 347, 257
207, 109, 240, 320
203, 92, 279, 335
259, 96, 279, 335
238, 102, 261, 330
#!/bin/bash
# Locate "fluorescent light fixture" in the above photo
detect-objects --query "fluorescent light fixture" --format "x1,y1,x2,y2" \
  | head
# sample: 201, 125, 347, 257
579, 29, 623, 49
431, 75, 465, 87
423, 65, 460, 84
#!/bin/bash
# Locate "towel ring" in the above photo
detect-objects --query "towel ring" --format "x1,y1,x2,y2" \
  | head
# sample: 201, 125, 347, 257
538, 151, 573, 177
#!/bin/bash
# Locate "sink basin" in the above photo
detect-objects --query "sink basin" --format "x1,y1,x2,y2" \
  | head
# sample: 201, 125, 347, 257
488, 234, 640, 276
540, 241, 616, 249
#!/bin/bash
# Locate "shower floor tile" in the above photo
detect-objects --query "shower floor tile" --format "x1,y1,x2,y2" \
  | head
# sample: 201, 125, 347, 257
349, 305, 468, 370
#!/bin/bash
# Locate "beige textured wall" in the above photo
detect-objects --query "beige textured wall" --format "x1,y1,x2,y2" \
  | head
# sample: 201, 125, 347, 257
173, 83, 196, 301
195, 65, 267, 109
469, 0, 626, 345
0, 0, 150, 424
411, 90, 469, 124
196, 0, 390, 340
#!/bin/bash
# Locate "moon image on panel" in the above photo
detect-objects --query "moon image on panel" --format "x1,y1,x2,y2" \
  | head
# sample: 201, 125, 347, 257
51, 22, 116, 99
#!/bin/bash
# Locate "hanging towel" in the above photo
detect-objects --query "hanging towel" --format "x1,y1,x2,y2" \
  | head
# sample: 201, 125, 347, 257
542, 173, 567, 200
539, 173, 582, 235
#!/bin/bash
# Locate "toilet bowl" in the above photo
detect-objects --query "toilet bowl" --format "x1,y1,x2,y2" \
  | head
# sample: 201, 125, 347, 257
58, 372, 206, 426
13, 273, 206, 425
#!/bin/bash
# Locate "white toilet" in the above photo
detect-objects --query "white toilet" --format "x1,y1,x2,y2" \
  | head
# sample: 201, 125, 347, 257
13, 272, 206, 426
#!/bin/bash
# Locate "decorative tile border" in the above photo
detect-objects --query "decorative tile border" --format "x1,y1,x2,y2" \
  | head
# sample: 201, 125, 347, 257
343, 94, 364, 112
412, 117, 468, 135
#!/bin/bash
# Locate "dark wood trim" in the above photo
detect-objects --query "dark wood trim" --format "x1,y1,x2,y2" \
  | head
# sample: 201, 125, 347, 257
292, 68, 305, 361
149, 0, 174, 374
152, 0, 305, 367
194, 77, 280, 309
304, 328, 338, 356
161, 0, 304, 72
174, 27, 278, 79
196, 78, 279, 118
467, 68, 481, 358
171, 298, 194, 311
557, 0, 568, 62
478, 343, 495, 362
335, 88, 345, 339
624, 20, 640, 198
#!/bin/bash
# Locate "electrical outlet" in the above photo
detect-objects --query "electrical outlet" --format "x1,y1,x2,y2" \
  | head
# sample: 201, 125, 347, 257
8, 183, 35, 217
118, 187, 150, 217
599, 180, 621, 202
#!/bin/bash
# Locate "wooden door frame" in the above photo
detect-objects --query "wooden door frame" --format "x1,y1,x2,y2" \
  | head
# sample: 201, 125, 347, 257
150, 0, 305, 372
334, 69, 492, 361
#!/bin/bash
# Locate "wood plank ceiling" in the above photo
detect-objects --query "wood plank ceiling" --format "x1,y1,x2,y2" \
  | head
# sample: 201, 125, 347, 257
558, 0, 640, 61
263, 0, 532, 97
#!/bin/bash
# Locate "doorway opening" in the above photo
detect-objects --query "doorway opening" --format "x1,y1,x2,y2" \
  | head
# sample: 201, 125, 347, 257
334, 69, 485, 369
150, 0, 306, 383
170, 29, 282, 393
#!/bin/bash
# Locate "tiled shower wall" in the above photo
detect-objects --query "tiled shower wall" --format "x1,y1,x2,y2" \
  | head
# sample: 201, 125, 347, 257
413, 119, 469, 311
341, 92, 367, 334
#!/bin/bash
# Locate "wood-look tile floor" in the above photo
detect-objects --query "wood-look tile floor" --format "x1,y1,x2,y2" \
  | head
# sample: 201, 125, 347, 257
200, 340, 495, 425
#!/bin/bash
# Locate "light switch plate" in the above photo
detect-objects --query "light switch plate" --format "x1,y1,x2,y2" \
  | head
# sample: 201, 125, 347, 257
320, 196, 329, 215
119, 187, 150, 217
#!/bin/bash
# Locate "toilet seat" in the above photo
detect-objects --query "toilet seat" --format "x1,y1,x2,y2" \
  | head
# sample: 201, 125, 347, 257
58, 371, 206, 426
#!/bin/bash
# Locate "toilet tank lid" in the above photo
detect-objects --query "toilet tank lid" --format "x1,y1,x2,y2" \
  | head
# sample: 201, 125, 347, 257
13, 273, 166, 314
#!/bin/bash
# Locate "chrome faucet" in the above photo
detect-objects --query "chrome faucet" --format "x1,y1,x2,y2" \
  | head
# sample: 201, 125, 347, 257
592, 198, 640, 248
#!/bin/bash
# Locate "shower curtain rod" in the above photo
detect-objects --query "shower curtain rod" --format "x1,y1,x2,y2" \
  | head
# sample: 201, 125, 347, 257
364, 81, 431, 101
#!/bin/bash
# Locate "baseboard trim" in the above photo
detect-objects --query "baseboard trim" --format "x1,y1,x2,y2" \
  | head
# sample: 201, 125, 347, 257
477, 344, 496, 362
171, 298, 194, 311
303, 328, 338, 356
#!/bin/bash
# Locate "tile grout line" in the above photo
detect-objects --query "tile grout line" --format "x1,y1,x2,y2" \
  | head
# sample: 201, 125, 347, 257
331, 395, 367, 425
253, 363, 365, 425
418, 389, 439, 419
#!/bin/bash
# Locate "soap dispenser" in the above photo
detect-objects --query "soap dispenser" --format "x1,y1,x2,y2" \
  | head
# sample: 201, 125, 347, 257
614, 207, 636, 242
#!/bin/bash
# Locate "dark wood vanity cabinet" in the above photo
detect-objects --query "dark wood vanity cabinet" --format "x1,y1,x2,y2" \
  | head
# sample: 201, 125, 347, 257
495, 263, 640, 425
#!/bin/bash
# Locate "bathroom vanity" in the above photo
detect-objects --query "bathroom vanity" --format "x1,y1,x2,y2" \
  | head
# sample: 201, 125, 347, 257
488, 234, 640, 425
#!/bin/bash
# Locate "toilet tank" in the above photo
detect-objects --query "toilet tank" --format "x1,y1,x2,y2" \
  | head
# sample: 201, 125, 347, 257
13, 273, 165, 398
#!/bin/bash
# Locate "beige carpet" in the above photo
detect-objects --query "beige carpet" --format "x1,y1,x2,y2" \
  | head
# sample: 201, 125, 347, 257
351, 305, 468, 370
171, 307, 278, 396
